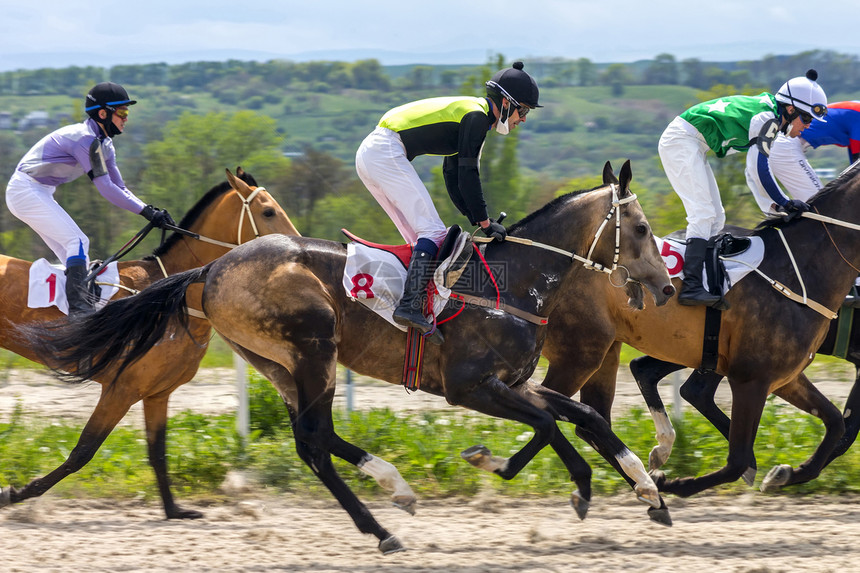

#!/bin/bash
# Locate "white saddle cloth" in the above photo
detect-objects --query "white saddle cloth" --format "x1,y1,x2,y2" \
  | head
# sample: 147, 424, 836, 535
655, 236, 765, 291
28, 259, 121, 315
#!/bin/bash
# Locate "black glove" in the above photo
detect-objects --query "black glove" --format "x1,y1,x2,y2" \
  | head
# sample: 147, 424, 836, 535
140, 204, 176, 229
782, 199, 810, 213
480, 218, 507, 242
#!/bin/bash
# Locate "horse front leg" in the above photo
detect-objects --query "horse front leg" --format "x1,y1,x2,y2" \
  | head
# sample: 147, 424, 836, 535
679, 369, 757, 485
826, 371, 860, 464
761, 373, 845, 491
652, 379, 768, 497
629, 356, 685, 470
142, 394, 203, 519
1, 384, 134, 508
531, 384, 670, 524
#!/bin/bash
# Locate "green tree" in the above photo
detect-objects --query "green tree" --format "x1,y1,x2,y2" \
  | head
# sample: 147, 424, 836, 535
601, 63, 632, 97
577, 58, 596, 86
644, 53, 679, 85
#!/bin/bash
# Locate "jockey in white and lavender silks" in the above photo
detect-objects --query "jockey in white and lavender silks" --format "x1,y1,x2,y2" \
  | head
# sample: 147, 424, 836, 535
5, 82, 174, 317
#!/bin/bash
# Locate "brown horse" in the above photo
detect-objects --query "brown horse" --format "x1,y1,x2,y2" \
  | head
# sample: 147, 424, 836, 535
21, 162, 675, 553
626, 292, 860, 490
0, 168, 299, 518
534, 165, 860, 498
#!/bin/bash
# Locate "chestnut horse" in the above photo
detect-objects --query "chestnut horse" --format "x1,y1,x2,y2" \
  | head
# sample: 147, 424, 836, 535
22, 163, 675, 553
0, 169, 298, 518
535, 164, 860, 498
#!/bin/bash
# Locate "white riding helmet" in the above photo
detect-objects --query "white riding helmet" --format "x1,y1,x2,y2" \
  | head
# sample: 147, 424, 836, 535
775, 69, 828, 122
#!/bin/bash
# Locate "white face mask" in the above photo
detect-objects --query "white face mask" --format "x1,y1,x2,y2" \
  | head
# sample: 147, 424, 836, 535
495, 102, 511, 135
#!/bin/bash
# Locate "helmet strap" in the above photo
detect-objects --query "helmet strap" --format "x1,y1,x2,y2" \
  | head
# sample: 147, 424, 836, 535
98, 108, 122, 138
495, 100, 511, 135
778, 104, 797, 135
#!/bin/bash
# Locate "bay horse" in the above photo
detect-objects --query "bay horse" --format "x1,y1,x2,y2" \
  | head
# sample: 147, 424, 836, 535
534, 164, 860, 499
625, 293, 860, 491
0, 168, 299, 518
21, 162, 675, 553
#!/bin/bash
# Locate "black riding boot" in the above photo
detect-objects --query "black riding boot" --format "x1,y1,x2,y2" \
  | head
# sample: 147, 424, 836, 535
678, 238, 722, 307
65, 262, 95, 318
393, 249, 436, 334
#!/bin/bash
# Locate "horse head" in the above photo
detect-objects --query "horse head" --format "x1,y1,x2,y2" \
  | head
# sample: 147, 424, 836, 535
599, 160, 675, 309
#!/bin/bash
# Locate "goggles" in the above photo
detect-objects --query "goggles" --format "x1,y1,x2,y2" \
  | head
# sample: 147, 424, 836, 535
486, 80, 533, 118
114, 108, 129, 119
798, 110, 813, 124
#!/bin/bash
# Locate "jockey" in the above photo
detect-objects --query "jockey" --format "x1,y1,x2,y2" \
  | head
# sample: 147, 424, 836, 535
5, 82, 174, 317
765, 100, 860, 207
356, 61, 541, 334
658, 70, 827, 307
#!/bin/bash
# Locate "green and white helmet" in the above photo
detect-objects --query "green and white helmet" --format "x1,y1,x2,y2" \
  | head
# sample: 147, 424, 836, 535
775, 69, 828, 122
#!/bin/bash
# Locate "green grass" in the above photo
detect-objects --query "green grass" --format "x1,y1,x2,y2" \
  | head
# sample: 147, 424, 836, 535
2, 372, 858, 504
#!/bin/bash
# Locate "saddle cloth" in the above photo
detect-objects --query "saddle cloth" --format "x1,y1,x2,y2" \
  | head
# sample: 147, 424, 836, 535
655, 235, 765, 292
28, 258, 121, 315
342, 232, 470, 331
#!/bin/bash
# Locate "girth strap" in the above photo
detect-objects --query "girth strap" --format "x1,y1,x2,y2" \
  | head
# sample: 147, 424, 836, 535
449, 292, 549, 326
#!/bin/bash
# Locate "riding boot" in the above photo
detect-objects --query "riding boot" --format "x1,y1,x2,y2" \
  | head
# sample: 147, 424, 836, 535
65, 262, 95, 319
678, 238, 722, 307
393, 249, 436, 334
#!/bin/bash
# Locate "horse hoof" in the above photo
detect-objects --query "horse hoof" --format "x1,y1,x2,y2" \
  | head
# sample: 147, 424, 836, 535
379, 535, 407, 555
647, 505, 673, 527
392, 495, 417, 516
569, 490, 589, 520
635, 485, 662, 509
167, 506, 204, 519
761, 464, 792, 492
0, 487, 10, 508
648, 445, 669, 470
460, 445, 491, 467
742, 466, 757, 487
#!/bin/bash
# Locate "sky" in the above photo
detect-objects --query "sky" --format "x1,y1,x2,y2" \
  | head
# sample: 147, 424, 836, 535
3, 1, 860, 72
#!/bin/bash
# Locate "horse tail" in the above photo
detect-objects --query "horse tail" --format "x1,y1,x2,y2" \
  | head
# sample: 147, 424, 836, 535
19, 265, 211, 385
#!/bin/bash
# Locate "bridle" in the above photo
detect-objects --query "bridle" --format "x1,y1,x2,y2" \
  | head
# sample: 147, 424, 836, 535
473, 183, 640, 288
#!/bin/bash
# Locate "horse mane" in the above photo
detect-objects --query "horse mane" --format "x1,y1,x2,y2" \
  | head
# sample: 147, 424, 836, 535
756, 161, 860, 230
506, 185, 598, 236
146, 171, 257, 259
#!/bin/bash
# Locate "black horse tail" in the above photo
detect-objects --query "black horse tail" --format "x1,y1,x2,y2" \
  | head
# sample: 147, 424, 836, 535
19, 265, 211, 385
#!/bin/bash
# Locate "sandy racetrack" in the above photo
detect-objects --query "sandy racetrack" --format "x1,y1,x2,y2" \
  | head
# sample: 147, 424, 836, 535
2, 363, 860, 571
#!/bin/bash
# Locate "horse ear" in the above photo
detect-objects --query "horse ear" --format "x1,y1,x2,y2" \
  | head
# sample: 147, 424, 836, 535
603, 161, 618, 185
225, 168, 238, 189
236, 166, 245, 177
619, 160, 633, 193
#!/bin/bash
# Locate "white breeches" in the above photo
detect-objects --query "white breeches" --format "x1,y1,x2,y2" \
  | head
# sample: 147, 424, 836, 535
355, 126, 448, 246
6, 170, 89, 264
658, 117, 725, 240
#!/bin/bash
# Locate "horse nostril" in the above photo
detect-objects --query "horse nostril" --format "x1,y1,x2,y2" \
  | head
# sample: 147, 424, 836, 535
663, 285, 676, 296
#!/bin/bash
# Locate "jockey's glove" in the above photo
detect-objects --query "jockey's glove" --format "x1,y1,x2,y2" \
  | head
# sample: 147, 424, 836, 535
481, 218, 507, 242
782, 199, 810, 213
140, 204, 176, 229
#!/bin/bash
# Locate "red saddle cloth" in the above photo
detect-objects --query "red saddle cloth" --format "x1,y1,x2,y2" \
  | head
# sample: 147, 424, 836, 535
341, 229, 413, 268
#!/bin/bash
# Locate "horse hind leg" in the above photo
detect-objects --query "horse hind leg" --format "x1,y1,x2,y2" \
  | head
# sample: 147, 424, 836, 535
142, 395, 202, 519
2, 387, 135, 508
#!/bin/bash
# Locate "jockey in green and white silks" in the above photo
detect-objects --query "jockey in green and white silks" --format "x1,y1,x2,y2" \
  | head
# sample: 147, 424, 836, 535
355, 61, 541, 336
658, 70, 827, 307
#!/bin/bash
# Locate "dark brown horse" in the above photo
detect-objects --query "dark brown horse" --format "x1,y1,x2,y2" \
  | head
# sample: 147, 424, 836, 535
0, 169, 299, 518
532, 164, 860, 499
21, 162, 675, 553
626, 293, 860, 490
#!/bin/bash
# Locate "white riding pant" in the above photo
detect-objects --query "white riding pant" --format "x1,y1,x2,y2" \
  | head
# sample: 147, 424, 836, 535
762, 134, 821, 211
658, 117, 725, 240
5, 170, 89, 264
355, 126, 448, 246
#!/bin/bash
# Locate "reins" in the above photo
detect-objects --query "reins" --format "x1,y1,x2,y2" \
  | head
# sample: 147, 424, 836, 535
89, 186, 268, 317
463, 184, 640, 325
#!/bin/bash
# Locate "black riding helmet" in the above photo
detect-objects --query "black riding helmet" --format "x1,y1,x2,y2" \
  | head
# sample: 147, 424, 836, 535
84, 82, 137, 137
485, 61, 542, 109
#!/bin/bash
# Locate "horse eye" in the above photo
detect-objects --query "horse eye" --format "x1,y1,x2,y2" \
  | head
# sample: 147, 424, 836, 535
262, 207, 276, 218
636, 224, 648, 235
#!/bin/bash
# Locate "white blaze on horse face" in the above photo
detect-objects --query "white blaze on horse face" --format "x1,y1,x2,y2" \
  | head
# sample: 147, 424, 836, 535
359, 455, 416, 501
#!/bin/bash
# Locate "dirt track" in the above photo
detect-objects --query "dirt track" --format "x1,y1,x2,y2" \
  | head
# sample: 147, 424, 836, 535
2, 363, 860, 571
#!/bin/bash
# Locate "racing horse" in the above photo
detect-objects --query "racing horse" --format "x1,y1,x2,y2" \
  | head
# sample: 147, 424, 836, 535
0, 168, 299, 518
624, 291, 860, 491
534, 163, 860, 498
22, 162, 675, 553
